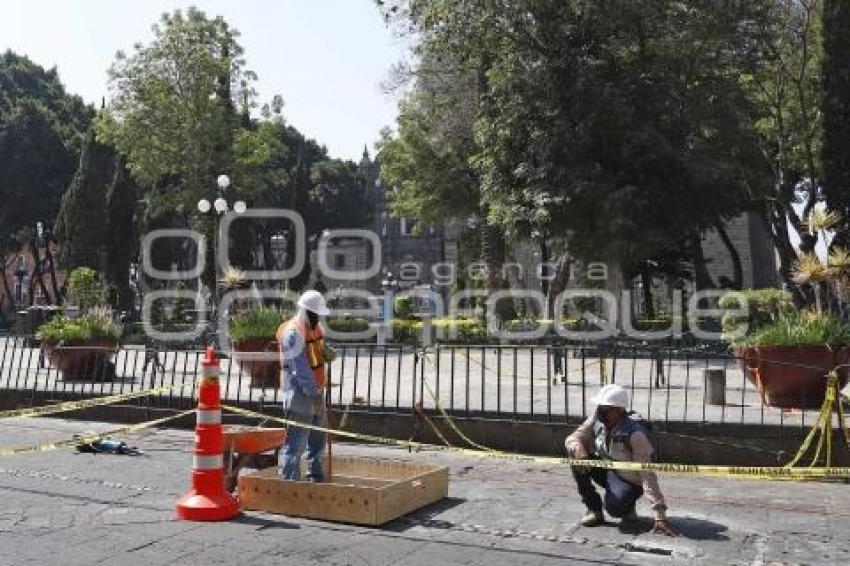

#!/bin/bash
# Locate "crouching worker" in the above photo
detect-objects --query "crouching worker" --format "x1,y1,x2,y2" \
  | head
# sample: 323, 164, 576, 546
565, 384, 677, 536
277, 290, 336, 482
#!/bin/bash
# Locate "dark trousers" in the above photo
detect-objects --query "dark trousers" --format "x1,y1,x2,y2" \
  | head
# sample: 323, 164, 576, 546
572, 466, 643, 518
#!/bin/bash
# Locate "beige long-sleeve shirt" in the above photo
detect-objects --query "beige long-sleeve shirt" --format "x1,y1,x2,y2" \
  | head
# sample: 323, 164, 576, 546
565, 415, 668, 520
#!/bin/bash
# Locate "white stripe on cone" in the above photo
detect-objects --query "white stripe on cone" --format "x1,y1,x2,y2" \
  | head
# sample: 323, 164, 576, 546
196, 409, 221, 425
193, 454, 223, 470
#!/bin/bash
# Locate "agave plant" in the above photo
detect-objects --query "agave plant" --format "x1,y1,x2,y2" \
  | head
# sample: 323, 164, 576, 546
806, 209, 842, 234
219, 266, 248, 290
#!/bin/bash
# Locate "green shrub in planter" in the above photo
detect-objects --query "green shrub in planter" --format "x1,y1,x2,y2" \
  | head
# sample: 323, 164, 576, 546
326, 317, 370, 333
391, 319, 422, 343
719, 288, 794, 343
394, 295, 414, 319
66, 267, 109, 311
230, 308, 290, 342
37, 314, 120, 342
738, 310, 850, 348
433, 318, 488, 342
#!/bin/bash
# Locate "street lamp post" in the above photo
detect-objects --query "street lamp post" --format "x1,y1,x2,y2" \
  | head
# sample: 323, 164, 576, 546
196, 174, 248, 311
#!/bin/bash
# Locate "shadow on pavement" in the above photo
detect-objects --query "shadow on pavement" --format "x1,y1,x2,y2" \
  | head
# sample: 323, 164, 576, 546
235, 514, 301, 530
381, 497, 467, 532
617, 516, 729, 541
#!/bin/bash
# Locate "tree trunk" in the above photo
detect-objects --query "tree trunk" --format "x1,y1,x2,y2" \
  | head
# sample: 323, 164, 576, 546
691, 234, 716, 291
44, 240, 62, 303
758, 206, 808, 306
481, 214, 513, 322
640, 267, 655, 319
539, 239, 550, 298
1, 260, 14, 311
546, 252, 572, 321
716, 223, 743, 289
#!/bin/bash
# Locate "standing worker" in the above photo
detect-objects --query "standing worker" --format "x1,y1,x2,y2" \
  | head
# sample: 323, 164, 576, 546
564, 384, 677, 536
277, 290, 337, 482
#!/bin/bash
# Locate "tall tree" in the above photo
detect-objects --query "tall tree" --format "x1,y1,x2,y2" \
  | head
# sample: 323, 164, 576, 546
747, 0, 825, 303
0, 49, 91, 264
54, 129, 118, 271
821, 0, 850, 247
105, 158, 140, 311
380, 0, 773, 299
96, 8, 254, 287
96, 8, 252, 200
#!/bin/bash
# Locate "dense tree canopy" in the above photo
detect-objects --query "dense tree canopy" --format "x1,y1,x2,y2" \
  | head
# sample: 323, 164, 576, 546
0, 51, 92, 245
380, 0, 774, 288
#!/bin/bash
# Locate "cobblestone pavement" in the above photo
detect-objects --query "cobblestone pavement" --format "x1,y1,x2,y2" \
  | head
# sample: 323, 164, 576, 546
2, 417, 850, 565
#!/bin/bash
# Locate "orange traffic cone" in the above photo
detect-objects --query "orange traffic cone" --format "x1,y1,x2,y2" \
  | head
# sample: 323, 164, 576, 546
175, 347, 240, 521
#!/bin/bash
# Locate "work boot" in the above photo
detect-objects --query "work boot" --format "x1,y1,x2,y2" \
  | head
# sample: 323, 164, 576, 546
580, 508, 604, 527
620, 507, 639, 524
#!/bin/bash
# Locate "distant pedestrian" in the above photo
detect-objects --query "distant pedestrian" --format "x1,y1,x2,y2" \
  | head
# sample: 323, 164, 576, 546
565, 384, 677, 536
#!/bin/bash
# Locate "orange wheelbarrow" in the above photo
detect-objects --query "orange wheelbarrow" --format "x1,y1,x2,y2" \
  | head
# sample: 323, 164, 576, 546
222, 426, 286, 492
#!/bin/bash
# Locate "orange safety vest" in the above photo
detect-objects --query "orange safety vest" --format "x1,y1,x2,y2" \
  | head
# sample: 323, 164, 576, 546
276, 317, 327, 389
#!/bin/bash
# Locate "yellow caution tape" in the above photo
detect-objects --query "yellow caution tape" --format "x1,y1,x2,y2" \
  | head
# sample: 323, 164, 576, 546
0, 409, 195, 457
220, 403, 850, 481
0, 385, 180, 421
784, 373, 850, 469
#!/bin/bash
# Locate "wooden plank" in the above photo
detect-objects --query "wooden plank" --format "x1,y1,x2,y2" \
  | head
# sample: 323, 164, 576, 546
240, 468, 379, 525
238, 456, 449, 526
375, 467, 449, 525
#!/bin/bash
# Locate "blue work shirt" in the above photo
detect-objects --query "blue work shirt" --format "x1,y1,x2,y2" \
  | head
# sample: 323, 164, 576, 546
280, 326, 323, 416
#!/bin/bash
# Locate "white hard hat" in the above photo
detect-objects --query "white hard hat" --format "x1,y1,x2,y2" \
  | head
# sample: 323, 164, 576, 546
297, 290, 330, 316
590, 384, 629, 409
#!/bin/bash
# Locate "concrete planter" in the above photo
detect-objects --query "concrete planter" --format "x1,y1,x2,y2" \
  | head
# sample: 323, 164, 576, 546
735, 345, 850, 409
231, 338, 279, 388
43, 339, 117, 381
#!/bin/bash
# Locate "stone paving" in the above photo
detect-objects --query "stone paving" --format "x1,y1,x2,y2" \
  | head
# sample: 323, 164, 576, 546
2, 416, 850, 565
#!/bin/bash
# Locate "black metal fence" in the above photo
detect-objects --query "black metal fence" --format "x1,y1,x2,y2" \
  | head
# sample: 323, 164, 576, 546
0, 334, 830, 438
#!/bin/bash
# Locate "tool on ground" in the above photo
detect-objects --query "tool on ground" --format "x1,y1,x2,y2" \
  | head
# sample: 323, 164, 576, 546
75, 437, 140, 455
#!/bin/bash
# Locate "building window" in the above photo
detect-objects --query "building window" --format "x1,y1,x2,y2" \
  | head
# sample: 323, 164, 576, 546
335, 254, 346, 269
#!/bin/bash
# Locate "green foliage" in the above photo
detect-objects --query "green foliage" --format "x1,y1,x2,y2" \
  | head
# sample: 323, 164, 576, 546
171, 282, 190, 323
382, 1, 774, 271
53, 129, 118, 270
739, 310, 850, 347
37, 313, 119, 342
720, 288, 796, 344
0, 51, 91, 247
229, 307, 289, 341
432, 318, 487, 343
326, 317, 370, 334
95, 7, 252, 196
377, 83, 480, 226
390, 318, 421, 344
393, 295, 415, 319
66, 267, 108, 310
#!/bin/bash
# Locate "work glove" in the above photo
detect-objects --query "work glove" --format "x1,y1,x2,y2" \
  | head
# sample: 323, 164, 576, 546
323, 344, 337, 362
